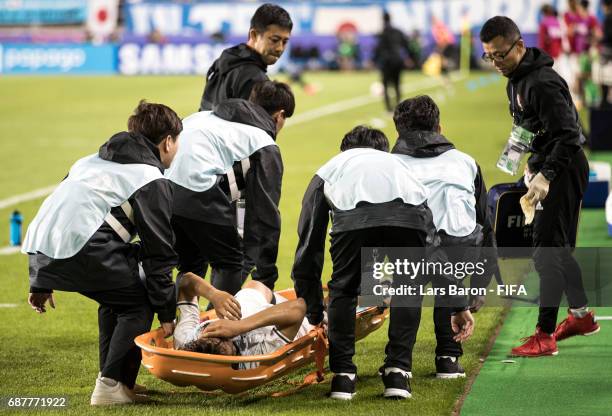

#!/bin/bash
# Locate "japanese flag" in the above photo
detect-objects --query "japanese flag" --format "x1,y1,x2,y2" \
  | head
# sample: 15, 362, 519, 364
87, 0, 119, 40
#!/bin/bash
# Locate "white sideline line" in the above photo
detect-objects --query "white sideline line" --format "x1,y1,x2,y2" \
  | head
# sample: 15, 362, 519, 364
286, 75, 463, 127
596, 316, 612, 320
0, 303, 18, 308
0, 185, 57, 210
0, 74, 466, 211
286, 94, 380, 126
0, 246, 21, 256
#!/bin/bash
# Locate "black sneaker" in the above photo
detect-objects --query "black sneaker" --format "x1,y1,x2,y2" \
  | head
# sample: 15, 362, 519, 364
381, 368, 412, 399
378, 367, 412, 379
329, 374, 356, 400
435, 356, 466, 379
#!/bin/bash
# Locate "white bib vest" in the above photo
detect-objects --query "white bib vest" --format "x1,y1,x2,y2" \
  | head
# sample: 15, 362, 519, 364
316, 148, 428, 210
22, 154, 164, 259
395, 149, 477, 237
164, 111, 276, 194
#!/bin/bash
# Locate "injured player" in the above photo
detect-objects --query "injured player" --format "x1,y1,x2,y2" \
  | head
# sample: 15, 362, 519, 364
173, 273, 315, 368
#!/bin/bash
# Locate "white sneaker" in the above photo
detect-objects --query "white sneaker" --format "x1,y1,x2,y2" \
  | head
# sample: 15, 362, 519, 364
90, 377, 135, 406
98, 372, 148, 395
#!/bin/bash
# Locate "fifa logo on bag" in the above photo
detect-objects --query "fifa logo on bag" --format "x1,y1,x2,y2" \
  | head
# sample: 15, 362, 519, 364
506, 215, 533, 240
507, 215, 525, 228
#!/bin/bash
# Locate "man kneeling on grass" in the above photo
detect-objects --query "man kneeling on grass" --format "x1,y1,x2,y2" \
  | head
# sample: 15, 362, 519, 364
174, 273, 314, 367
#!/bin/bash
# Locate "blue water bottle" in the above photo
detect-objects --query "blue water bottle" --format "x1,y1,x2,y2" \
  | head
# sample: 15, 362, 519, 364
10, 210, 22, 246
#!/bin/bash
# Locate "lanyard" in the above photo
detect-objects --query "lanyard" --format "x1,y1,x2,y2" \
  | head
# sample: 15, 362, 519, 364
510, 83, 517, 120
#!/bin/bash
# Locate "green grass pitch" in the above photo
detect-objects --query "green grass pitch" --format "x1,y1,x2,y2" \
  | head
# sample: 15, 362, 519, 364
0, 71, 602, 415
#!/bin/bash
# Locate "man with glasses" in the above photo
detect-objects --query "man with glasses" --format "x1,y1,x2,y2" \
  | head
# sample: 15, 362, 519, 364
480, 16, 599, 357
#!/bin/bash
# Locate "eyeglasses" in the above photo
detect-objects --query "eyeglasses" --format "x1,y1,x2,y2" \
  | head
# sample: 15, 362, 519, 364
481, 38, 521, 63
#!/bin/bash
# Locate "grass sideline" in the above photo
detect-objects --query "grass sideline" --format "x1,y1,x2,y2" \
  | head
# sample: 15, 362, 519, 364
2, 71, 518, 415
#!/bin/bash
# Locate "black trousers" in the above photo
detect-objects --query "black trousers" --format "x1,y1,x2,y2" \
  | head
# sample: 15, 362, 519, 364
327, 226, 428, 374
382, 269, 467, 372
80, 283, 153, 389
433, 305, 463, 357
533, 150, 589, 333
172, 215, 244, 296
431, 233, 482, 359
381, 65, 402, 112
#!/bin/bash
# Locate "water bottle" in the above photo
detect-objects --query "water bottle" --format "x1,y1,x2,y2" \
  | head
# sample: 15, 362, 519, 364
496, 124, 536, 175
9, 210, 23, 246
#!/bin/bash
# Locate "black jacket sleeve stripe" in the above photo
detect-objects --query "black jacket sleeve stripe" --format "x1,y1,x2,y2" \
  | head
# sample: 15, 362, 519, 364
243, 145, 283, 289
130, 178, 178, 322
291, 175, 330, 325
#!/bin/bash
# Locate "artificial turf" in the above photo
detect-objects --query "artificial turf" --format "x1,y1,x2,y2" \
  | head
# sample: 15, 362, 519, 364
460, 307, 612, 416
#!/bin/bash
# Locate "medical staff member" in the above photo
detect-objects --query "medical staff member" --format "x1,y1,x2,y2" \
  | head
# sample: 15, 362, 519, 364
24, 100, 182, 405
391, 95, 497, 378
480, 16, 599, 357
166, 80, 295, 293
292, 126, 474, 400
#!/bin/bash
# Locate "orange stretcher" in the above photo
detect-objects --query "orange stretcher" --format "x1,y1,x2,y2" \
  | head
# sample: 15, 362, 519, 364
135, 288, 388, 394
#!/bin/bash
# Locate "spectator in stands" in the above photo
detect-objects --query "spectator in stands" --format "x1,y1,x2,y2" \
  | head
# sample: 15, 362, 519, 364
601, 0, 612, 107
539, 5, 563, 63
336, 23, 361, 71
564, 0, 601, 106
432, 16, 459, 73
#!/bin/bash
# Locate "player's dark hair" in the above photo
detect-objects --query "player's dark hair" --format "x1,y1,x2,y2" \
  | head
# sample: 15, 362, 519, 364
250, 3, 293, 33
393, 95, 440, 133
180, 337, 237, 356
249, 80, 295, 118
127, 100, 182, 144
479, 16, 522, 43
340, 125, 389, 152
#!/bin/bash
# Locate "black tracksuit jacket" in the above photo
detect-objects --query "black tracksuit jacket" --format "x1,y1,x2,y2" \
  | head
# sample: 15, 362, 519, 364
506, 47, 584, 181
199, 43, 268, 111
172, 100, 283, 286
391, 130, 498, 290
28, 132, 177, 322
291, 175, 437, 325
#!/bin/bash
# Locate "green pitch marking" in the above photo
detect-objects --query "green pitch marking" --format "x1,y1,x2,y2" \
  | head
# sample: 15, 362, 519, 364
460, 307, 612, 416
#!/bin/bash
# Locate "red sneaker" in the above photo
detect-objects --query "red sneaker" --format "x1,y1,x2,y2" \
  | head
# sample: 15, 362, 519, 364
554, 310, 600, 342
510, 327, 558, 357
